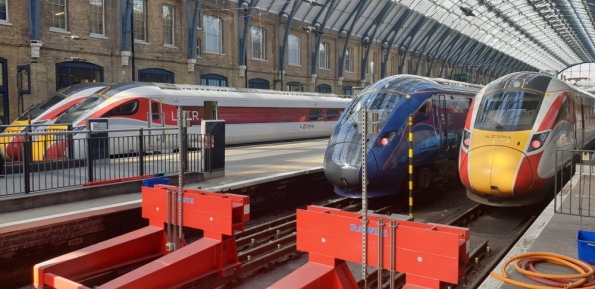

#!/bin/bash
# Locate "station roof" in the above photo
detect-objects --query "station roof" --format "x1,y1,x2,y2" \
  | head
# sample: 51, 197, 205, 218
238, 0, 595, 73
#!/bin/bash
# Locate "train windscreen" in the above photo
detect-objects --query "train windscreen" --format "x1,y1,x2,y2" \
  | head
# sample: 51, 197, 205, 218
17, 94, 65, 121
474, 91, 542, 131
56, 96, 106, 124
341, 91, 406, 129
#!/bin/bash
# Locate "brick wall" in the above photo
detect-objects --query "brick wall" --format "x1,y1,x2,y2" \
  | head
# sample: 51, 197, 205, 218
0, 208, 147, 288
0, 1, 486, 122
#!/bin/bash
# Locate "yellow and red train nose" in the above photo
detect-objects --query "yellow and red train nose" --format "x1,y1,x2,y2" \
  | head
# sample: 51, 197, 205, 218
0, 120, 30, 161
465, 146, 533, 197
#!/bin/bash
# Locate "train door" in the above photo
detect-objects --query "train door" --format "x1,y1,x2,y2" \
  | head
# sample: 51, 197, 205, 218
147, 98, 164, 152
579, 97, 585, 149
432, 94, 448, 156
204, 101, 218, 120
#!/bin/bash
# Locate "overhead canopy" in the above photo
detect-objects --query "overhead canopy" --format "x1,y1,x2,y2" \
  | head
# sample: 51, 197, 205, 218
236, 0, 595, 74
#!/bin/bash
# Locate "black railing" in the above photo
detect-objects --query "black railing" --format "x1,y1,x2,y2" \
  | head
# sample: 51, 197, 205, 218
0, 127, 208, 196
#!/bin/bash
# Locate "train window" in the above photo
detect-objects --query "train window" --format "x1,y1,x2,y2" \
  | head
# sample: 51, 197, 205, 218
17, 94, 65, 120
309, 109, 322, 121
474, 91, 543, 131
555, 98, 570, 124
57, 96, 107, 123
151, 103, 160, 120
327, 109, 339, 120
341, 91, 405, 129
104, 100, 139, 116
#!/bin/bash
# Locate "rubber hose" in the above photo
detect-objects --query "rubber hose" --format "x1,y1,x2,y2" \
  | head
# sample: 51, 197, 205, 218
490, 252, 595, 289
521, 258, 595, 287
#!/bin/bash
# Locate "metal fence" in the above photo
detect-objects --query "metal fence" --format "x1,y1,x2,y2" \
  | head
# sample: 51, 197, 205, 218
0, 127, 209, 197
555, 149, 595, 218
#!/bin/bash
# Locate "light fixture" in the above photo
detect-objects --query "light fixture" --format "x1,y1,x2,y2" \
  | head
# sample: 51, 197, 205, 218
302, 0, 324, 7
459, 6, 475, 17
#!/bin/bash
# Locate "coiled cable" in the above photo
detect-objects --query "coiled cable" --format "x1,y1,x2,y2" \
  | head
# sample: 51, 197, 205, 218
490, 252, 595, 288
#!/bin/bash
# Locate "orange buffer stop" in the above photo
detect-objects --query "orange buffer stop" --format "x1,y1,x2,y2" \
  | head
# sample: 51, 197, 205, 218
269, 206, 469, 289
32, 185, 249, 289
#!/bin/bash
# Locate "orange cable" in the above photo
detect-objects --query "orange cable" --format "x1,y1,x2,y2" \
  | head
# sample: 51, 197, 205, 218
490, 252, 595, 289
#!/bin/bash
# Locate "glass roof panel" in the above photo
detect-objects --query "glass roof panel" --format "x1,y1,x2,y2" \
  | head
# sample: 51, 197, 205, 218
229, 0, 595, 72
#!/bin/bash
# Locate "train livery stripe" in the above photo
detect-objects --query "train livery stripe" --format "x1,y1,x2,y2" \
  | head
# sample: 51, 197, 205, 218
464, 98, 476, 131
537, 93, 565, 132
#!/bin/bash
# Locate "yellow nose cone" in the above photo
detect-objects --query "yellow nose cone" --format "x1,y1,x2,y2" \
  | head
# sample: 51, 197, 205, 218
468, 146, 532, 197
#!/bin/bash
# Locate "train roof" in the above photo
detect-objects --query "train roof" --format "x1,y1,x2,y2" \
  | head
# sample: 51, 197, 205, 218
360, 75, 481, 96
91, 82, 352, 103
57, 82, 106, 96
487, 71, 595, 100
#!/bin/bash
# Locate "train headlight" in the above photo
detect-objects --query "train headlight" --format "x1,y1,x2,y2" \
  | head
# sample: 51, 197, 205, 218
527, 131, 549, 152
462, 129, 471, 150
375, 130, 398, 147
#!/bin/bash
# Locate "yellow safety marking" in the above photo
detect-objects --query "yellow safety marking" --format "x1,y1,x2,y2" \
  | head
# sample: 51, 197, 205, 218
408, 165, 413, 174
0, 120, 30, 157
409, 181, 413, 190
409, 197, 413, 206
226, 157, 323, 176
408, 149, 413, 158
33, 125, 69, 161
409, 132, 413, 142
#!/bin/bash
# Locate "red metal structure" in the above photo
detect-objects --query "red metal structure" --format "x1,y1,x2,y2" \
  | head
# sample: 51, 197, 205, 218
269, 206, 470, 289
33, 185, 249, 288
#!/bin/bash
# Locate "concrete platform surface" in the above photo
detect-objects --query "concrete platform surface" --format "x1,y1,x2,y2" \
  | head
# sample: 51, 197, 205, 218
480, 173, 595, 288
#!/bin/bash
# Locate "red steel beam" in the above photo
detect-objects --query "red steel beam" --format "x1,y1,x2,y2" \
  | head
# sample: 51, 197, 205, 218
269, 206, 469, 289
33, 185, 249, 289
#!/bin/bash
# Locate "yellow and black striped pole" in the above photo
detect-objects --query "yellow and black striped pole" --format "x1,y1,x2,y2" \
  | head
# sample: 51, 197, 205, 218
408, 115, 414, 221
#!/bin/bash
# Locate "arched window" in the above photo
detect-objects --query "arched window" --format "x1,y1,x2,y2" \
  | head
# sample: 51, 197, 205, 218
342, 86, 353, 95
55, 61, 104, 90
344, 48, 353, 72
139, 68, 175, 83
203, 15, 222, 54
288, 34, 300, 65
201, 73, 227, 87
251, 26, 266, 60
286, 81, 303, 92
317, 84, 331, 93
249, 78, 270, 89
319, 42, 330, 69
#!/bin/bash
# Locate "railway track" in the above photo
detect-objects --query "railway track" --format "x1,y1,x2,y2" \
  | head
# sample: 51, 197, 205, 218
186, 193, 529, 289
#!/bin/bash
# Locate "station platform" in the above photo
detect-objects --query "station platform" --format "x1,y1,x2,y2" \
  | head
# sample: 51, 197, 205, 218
480, 166, 595, 288
0, 139, 328, 233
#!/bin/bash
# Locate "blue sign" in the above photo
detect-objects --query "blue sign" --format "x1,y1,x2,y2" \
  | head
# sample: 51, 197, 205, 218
350, 223, 387, 237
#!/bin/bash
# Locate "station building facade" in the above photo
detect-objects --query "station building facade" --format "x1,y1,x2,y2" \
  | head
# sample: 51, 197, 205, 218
0, 0, 492, 124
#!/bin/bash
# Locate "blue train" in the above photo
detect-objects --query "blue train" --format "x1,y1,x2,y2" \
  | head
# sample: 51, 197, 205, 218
323, 75, 482, 198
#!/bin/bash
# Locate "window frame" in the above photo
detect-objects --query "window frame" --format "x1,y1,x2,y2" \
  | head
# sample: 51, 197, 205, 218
319, 42, 330, 69
0, 0, 9, 23
316, 84, 331, 93
344, 47, 353, 72
203, 15, 223, 54
89, 0, 104, 37
133, 0, 147, 42
163, 5, 175, 46
50, 0, 68, 31
288, 34, 300, 66
201, 73, 228, 87
251, 26, 266, 60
